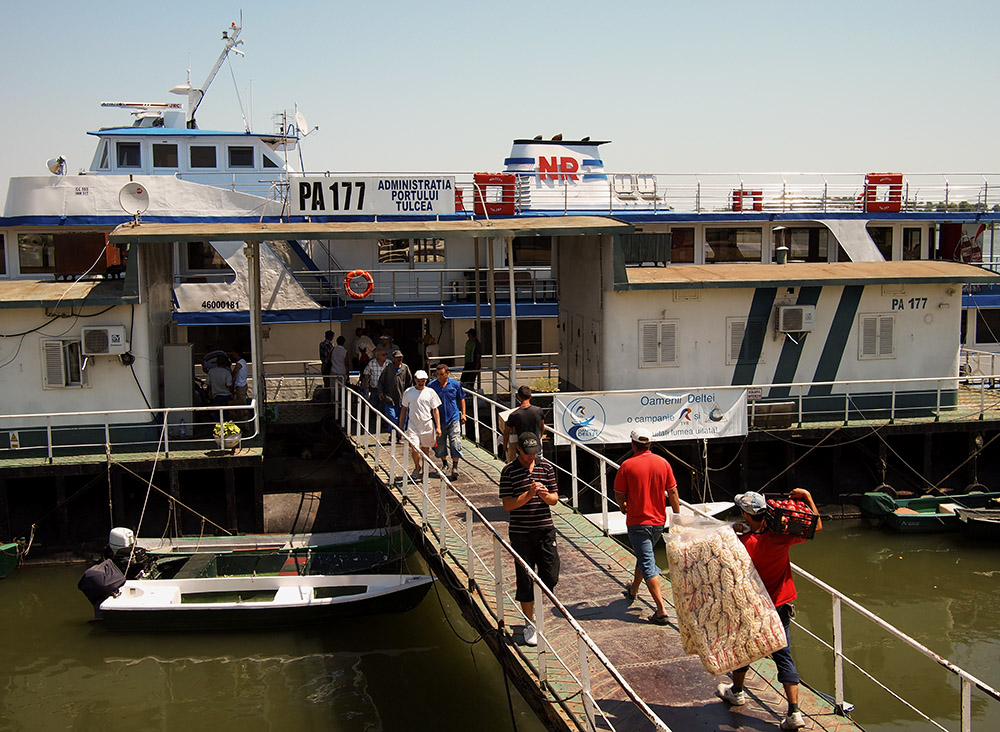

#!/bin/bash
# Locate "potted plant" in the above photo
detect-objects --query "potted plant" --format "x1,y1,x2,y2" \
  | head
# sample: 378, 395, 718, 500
213, 421, 242, 450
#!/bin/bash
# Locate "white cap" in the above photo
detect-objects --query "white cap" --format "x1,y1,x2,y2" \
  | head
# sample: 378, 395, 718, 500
414, 369, 428, 380
630, 427, 652, 442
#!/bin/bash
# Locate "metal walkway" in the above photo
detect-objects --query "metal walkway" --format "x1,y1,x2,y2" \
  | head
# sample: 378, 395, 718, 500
346, 421, 864, 731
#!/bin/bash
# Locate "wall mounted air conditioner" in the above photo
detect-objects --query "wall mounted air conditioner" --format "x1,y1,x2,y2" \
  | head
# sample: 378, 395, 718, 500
776, 305, 815, 333
81, 325, 129, 355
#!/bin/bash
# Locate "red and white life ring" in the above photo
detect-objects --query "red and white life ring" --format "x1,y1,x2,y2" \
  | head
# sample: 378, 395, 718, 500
344, 269, 375, 299
473, 172, 516, 216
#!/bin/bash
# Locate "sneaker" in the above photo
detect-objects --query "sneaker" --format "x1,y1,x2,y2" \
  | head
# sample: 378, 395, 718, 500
523, 622, 538, 647
450, 469, 459, 480
779, 711, 805, 729
716, 683, 747, 706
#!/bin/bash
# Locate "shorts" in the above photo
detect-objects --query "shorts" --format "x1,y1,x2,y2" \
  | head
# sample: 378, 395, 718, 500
406, 427, 436, 449
434, 420, 463, 460
510, 528, 560, 603
626, 524, 664, 580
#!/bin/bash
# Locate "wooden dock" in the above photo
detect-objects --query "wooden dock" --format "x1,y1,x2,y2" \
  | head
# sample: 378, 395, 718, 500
351, 430, 866, 732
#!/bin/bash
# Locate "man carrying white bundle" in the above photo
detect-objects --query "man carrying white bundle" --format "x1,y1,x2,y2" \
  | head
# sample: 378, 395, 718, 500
717, 489, 822, 730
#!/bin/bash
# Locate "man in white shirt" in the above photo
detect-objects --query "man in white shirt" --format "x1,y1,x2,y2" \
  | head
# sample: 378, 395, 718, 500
231, 349, 249, 404
399, 369, 441, 480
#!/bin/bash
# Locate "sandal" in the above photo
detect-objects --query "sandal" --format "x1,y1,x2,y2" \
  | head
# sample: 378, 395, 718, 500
648, 613, 669, 625
621, 588, 637, 605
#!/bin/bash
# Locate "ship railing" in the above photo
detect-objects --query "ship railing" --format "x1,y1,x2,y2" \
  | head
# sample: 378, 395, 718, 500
455, 387, 1000, 731
293, 170, 1000, 217
0, 402, 258, 463
335, 381, 676, 732
282, 266, 557, 306
961, 347, 1000, 381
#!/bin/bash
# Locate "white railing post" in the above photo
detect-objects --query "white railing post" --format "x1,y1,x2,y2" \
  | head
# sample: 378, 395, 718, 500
570, 443, 579, 510
534, 582, 547, 683
961, 678, 972, 732
389, 430, 399, 490
465, 506, 475, 590
578, 636, 596, 731
981, 376, 986, 420
833, 596, 845, 713
373, 413, 382, 467
401, 434, 410, 501
162, 413, 170, 457
493, 534, 505, 627
362, 401, 370, 452
439, 476, 448, 553
490, 404, 498, 457
473, 395, 481, 444
46, 418, 53, 464
421, 456, 429, 528
890, 384, 897, 423
843, 384, 850, 425
600, 463, 609, 534
936, 380, 942, 421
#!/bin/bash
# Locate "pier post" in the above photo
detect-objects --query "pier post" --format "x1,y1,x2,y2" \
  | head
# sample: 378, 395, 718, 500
112, 468, 126, 529
170, 469, 182, 535
253, 464, 265, 532
55, 475, 70, 544
225, 466, 237, 531
923, 434, 933, 485
739, 443, 749, 494
785, 443, 796, 492
0, 478, 10, 541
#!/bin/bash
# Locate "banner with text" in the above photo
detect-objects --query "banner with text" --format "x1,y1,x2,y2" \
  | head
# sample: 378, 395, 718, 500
553, 388, 748, 445
291, 176, 456, 216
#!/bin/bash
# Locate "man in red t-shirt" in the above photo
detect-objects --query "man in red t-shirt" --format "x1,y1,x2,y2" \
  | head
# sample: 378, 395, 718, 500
717, 488, 822, 730
613, 427, 680, 624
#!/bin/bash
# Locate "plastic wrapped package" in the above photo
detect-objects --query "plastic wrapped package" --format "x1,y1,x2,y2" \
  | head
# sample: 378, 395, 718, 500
664, 514, 787, 675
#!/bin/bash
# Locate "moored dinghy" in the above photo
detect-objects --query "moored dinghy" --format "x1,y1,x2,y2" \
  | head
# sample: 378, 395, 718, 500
98, 573, 434, 631
860, 491, 1000, 533
956, 507, 1000, 540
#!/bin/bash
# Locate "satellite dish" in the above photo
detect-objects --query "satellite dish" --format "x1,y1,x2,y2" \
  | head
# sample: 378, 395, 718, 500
119, 182, 150, 224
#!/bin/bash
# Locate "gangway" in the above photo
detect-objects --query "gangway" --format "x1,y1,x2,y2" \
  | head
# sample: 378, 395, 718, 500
330, 381, 1000, 732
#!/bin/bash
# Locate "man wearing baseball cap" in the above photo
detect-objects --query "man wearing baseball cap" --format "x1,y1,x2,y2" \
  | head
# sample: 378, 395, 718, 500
375, 349, 413, 426
613, 427, 679, 625
499, 431, 560, 647
717, 488, 822, 730
399, 370, 442, 480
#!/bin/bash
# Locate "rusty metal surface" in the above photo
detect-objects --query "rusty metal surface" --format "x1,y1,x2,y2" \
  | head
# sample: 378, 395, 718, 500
357, 434, 867, 732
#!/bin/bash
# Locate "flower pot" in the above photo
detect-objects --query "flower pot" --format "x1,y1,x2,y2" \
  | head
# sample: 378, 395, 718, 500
215, 434, 241, 450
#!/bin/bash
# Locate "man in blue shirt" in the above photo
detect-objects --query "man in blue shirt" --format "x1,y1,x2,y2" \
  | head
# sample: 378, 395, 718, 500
429, 362, 466, 480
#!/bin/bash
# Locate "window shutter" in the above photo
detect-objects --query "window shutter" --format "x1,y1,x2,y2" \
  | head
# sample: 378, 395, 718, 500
860, 316, 878, 357
729, 320, 746, 363
660, 322, 676, 364
641, 322, 660, 366
41, 340, 65, 388
878, 315, 894, 356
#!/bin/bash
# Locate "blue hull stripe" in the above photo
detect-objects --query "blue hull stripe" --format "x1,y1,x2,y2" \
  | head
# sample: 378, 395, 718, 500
732, 288, 777, 385
768, 287, 823, 398
809, 285, 864, 396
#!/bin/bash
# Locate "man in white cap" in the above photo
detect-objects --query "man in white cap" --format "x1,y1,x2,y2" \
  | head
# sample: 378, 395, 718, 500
613, 426, 679, 624
717, 488, 822, 730
399, 369, 442, 480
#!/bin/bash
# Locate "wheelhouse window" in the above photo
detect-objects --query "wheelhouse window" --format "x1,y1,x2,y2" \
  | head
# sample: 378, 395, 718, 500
511, 236, 552, 266
0, 234, 6, 275
858, 314, 895, 359
705, 228, 762, 263
262, 154, 280, 169
152, 143, 178, 168
975, 309, 1000, 345
116, 142, 141, 168
228, 146, 254, 168
412, 238, 445, 263
41, 339, 89, 389
903, 228, 922, 260
621, 233, 670, 266
773, 227, 829, 262
670, 228, 695, 264
186, 242, 227, 271
18, 233, 56, 274
190, 146, 217, 168
639, 320, 678, 368
96, 141, 110, 170
378, 239, 411, 264
376, 238, 445, 265
868, 226, 893, 260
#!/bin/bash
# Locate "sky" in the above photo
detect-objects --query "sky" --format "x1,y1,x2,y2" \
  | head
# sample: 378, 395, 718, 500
2, 0, 998, 204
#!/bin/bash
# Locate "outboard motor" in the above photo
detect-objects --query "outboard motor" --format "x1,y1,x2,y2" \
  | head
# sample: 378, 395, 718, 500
78, 559, 126, 619
103, 527, 153, 579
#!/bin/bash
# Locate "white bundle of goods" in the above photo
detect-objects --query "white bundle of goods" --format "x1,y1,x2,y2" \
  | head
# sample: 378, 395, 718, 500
665, 514, 787, 675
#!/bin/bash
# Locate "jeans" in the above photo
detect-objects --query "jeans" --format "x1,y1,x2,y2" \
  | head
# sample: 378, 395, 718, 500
735, 603, 800, 685
434, 420, 463, 460
626, 524, 664, 580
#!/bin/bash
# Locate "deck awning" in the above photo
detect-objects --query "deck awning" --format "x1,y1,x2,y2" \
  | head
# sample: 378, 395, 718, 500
0, 278, 138, 309
108, 216, 632, 243
619, 260, 1000, 291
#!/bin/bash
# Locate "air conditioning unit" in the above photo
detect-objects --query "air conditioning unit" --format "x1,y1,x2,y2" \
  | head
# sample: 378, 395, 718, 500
776, 305, 815, 333
81, 325, 129, 355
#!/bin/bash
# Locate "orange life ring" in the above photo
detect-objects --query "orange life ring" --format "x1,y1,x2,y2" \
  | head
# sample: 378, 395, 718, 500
344, 269, 375, 299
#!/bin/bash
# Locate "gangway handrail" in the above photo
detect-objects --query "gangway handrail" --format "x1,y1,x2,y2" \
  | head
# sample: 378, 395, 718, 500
457, 386, 999, 731
337, 382, 674, 731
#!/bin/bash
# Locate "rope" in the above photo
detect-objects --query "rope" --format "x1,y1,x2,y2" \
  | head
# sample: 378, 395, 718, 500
116, 463, 234, 536
757, 426, 842, 493
125, 421, 167, 577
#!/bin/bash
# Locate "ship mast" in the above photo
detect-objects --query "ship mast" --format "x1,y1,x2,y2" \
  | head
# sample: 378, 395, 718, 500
182, 21, 244, 129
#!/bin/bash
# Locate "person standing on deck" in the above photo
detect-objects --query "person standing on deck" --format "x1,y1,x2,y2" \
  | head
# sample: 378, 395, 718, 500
429, 362, 466, 480
460, 328, 482, 391
499, 432, 560, 647
319, 330, 335, 388
613, 427, 680, 625
376, 350, 413, 426
231, 349, 249, 404
329, 335, 350, 390
502, 385, 545, 462
399, 370, 442, 480
717, 489, 823, 731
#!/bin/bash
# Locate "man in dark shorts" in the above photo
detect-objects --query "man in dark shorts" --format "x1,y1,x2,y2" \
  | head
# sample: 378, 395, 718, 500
499, 432, 560, 647
502, 385, 545, 462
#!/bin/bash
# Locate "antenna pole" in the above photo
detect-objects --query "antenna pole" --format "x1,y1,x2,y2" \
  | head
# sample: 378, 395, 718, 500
187, 21, 244, 128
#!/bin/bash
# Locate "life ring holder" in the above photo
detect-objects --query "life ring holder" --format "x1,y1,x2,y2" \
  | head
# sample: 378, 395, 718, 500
344, 269, 375, 299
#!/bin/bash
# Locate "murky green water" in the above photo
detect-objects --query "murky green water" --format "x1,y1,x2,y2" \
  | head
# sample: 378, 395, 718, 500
2, 521, 997, 731
0, 560, 545, 732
